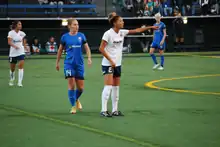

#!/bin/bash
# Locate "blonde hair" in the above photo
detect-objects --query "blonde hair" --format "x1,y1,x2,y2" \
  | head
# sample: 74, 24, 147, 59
155, 13, 161, 20
67, 18, 77, 26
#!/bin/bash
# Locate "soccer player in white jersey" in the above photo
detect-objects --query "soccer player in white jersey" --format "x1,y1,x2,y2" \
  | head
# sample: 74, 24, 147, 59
99, 15, 158, 117
8, 21, 26, 87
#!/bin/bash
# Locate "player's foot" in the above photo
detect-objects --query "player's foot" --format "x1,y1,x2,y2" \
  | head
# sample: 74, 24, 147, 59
9, 80, 14, 86
17, 83, 23, 87
70, 106, 77, 114
158, 66, 164, 70
100, 111, 112, 117
112, 111, 124, 116
152, 64, 160, 70
76, 100, 82, 110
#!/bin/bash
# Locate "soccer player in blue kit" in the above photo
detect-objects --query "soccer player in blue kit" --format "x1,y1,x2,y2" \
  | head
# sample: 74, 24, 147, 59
150, 13, 167, 70
56, 18, 92, 114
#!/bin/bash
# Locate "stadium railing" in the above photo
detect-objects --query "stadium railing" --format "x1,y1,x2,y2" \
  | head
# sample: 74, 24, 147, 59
0, 4, 97, 15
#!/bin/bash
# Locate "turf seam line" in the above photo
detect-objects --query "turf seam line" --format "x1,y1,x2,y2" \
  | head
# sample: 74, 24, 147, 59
0, 104, 160, 147
145, 74, 220, 96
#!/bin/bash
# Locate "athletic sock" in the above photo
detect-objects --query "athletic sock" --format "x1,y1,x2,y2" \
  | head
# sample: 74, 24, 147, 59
111, 86, 119, 112
101, 85, 112, 112
10, 70, 15, 81
18, 69, 23, 84
76, 89, 83, 100
68, 90, 76, 106
160, 55, 164, 67
150, 54, 158, 64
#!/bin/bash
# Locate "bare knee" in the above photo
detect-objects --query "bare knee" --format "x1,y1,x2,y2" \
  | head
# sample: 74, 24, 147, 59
159, 50, 164, 55
10, 64, 16, 72
104, 74, 113, 86
76, 79, 84, 90
113, 77, 120, 86
18, 60, 24, 69
68, 78, 75, 90
149, 48, 155, 54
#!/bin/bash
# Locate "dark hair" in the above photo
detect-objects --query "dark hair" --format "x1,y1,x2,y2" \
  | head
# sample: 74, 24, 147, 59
33, 37, 39, 46
109, 15, 120, 26
10, 20, 21, 30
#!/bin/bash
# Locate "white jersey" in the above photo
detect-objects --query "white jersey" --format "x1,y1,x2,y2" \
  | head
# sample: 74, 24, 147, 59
8, 30, 26, 57
101, 28, 129, 66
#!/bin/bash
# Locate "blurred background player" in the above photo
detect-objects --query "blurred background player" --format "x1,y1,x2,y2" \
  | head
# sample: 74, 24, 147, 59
99, 15, 158, 117
173, 12, 184, 52
56, 18, 92, 114
8, 21, 26, 87
149, 13, 167, 70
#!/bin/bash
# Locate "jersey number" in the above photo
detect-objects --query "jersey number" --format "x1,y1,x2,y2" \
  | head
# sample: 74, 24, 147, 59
108, 67, 113, 73
66, 70, 72, 76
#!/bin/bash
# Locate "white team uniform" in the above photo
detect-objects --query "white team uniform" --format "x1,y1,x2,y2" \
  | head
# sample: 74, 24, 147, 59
8, 30, 26, 57
101, 28, 129, 66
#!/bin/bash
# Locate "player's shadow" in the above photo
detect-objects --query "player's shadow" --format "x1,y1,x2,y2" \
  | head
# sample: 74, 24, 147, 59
130, 110, 160, 116
76, 111, 102, 117
0, 114, 27, 118
45, 111, 99, 117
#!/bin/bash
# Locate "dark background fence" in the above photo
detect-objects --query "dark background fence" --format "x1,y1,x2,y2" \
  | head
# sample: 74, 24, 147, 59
0, 17, 220, 55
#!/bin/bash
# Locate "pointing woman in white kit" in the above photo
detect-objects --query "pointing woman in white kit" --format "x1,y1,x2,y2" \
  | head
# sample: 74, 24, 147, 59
99, 15, 158, 117
8, 21, 26, 87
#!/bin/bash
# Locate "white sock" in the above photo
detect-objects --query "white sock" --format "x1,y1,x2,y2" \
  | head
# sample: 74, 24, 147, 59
111, 86, 119, 112
101, 85, 112, 112
18, 69, 24, 84
10, 70, 15, 81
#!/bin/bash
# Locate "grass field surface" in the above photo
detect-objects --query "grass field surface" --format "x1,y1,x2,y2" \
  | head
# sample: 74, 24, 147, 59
0, 52, 220, 147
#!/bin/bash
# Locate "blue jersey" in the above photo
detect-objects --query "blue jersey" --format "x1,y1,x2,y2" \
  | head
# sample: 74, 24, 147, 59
153, 22, 166, 43
61, 32, 87, 65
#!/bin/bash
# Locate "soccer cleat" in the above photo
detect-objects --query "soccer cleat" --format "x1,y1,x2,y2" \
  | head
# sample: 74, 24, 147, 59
76, 100, 82, 110
100, 111, 112, 117
112, 111, 124, 116
9, 80, 14, 86
158, 66, 164, 70
70, 106, 77, 114
152, 64, 160, 70
17, 83, 23, 87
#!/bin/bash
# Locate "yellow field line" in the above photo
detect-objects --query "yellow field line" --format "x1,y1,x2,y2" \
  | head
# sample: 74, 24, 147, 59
0, 104, 159, 147
145, 74, 220, 96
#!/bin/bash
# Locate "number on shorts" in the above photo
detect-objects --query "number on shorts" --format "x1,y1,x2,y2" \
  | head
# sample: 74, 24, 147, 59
66, 70, 72, 76
9, 57, 12, 63
108, 67, 112, 73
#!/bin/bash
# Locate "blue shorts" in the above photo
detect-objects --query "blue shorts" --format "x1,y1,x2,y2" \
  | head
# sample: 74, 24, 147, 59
64, 64, 84, 80
151, 42, 166, 50
9, 55, 25, 64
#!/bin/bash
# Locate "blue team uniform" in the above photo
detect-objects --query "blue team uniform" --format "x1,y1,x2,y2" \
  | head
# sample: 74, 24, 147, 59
60, 32, 87, 80
151, 22, 166, 50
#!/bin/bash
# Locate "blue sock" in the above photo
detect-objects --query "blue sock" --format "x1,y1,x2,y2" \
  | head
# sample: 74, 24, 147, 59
68, 90, 76, 106
76, 89, 83, 101
160, 55, 164, 67
150, 54, 158, 64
